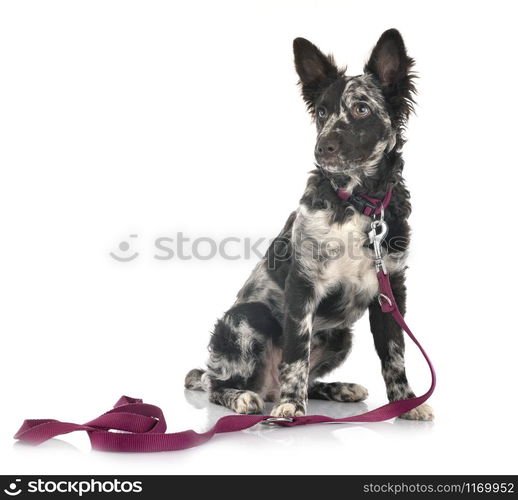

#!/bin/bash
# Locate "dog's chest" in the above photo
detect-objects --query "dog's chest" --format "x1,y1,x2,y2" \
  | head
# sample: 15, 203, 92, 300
324, 213, 378, 297
300, 207, 378, 296
300, 208, 379, 329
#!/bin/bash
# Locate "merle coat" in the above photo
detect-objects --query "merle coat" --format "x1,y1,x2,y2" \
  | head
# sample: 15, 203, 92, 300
185, 29, 433, 421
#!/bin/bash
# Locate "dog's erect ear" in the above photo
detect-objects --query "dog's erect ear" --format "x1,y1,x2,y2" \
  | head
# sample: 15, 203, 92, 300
293, 38, 339, 112
365, 29, 416, 122
293, 38, 337, 85
365, 29, 411, 87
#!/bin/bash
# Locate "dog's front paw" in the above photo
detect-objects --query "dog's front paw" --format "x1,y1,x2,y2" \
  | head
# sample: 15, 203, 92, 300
271, 401, 305, 418
399, 403, 434, 421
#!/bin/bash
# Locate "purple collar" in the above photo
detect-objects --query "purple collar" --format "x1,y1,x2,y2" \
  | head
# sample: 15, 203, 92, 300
336, 187, 392, 217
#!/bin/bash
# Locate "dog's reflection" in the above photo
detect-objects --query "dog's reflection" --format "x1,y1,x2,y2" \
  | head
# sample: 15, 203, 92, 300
184, 388, 433, 444
184, 387, 368, 418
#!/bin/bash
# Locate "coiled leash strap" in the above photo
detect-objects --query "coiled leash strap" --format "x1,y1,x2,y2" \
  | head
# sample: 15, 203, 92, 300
14, 192, 436, 452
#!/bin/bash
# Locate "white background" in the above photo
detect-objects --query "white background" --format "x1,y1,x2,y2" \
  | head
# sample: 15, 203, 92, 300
1, 0, 517, 475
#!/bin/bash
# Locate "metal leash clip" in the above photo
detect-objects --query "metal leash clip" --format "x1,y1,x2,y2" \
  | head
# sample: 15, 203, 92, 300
261, 416, 295, 425
368, 218, 388, 274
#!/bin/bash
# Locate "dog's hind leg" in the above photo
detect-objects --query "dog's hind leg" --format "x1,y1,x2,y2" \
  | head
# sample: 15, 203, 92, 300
184, 368, 209, 391
185, 367, 264, 413
209, 388, 264, 414
307, 326, 368, 402
205, 302, 282, 414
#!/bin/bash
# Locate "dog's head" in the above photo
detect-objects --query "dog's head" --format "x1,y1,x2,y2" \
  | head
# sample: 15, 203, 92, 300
294, 29, 415, 187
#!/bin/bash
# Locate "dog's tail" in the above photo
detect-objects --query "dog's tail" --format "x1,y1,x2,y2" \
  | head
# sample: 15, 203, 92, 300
184, 368, 209, 391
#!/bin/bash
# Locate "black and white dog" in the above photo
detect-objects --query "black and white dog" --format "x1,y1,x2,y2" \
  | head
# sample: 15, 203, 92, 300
185, 29, 433, 421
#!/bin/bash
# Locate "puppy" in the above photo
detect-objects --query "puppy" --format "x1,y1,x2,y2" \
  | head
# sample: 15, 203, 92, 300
185, 29, 433, 421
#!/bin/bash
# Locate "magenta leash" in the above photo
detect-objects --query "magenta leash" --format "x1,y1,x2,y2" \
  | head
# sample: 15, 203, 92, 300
14, 189, 435, 452
13, 274, 435, 453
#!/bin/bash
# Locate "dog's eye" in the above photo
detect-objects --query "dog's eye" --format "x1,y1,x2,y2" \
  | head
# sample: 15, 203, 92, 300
317, 107, 327, 119
353, 103, 371, 119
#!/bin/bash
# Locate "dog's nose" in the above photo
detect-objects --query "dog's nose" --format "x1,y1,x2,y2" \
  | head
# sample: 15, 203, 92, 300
315, 137, 339, 161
